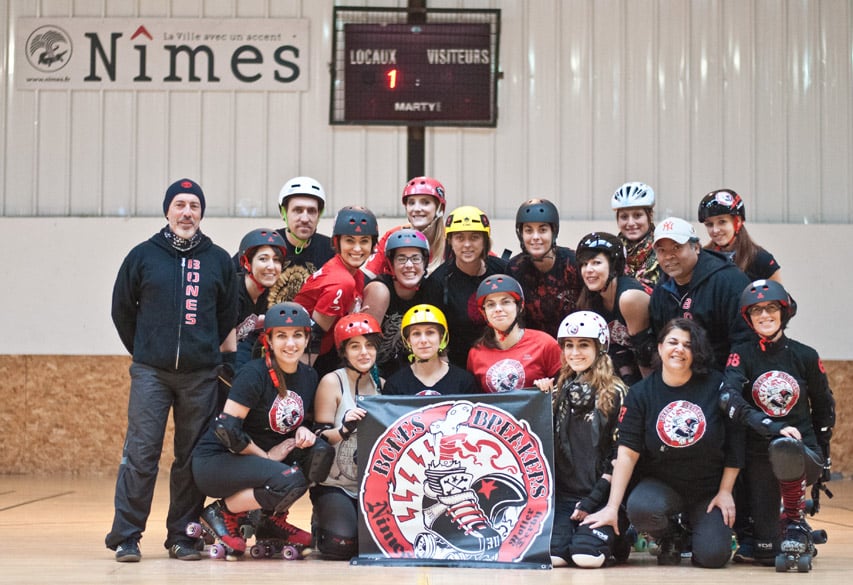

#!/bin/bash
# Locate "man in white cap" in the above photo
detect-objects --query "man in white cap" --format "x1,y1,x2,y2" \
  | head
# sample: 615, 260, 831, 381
649, 216, 753, 370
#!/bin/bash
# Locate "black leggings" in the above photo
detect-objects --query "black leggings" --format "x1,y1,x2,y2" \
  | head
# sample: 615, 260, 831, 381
627, 477, 733, 568
193, 446, 314, 500
310, 484, 359, 559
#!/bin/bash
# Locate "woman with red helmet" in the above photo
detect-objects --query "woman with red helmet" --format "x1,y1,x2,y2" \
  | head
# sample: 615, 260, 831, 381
311, 313, 384, 560
466, 274, 561, 393
362, 228, 431, 378
363, 176, 447, 278
576, 232, 654, 385
698, 189, 782, 282
719, 280, 834, 568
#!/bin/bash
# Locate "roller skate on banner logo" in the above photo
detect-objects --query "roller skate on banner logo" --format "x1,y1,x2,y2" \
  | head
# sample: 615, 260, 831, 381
361, 401, 552, 562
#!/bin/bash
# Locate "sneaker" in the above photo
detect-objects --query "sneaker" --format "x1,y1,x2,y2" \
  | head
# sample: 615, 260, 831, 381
733, 538, 755, 563
115, 538, 141, 562
169, 542, 202, 561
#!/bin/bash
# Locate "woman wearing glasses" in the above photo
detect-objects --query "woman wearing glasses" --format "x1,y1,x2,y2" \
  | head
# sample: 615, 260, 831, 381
720, 280, 834, 569
363, 228, 431, 378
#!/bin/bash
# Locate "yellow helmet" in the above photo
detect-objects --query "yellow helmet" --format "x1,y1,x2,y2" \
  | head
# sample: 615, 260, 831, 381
444, 205, 490, 236
400, 304, 449, 352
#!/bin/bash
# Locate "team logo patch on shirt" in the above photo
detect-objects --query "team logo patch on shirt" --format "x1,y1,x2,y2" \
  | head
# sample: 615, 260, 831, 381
486, 359, 526, 393
656, 400, 706, 447
752, 370, 800, 417
268, 391, 305, 434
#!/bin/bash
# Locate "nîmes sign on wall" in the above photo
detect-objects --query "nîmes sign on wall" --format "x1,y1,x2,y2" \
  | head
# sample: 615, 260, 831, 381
15, 18, 309, 91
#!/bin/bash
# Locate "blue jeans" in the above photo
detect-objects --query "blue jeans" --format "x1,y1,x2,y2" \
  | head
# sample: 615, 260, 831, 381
105, 362, 218, 550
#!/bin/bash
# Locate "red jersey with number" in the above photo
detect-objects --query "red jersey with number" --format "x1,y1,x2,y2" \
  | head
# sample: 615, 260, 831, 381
294, 255, 365, 354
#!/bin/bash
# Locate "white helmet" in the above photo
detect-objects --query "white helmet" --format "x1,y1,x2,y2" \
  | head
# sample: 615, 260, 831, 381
611, 182, 655, 210
557, 311, 610, 352
278, 176, 326, 214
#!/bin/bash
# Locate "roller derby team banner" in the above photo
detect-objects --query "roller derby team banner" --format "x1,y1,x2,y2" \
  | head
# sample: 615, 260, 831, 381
353, 391, 554, 569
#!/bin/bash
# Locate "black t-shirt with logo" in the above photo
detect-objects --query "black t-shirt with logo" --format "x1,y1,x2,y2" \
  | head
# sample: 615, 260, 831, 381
618, 370, 744, 501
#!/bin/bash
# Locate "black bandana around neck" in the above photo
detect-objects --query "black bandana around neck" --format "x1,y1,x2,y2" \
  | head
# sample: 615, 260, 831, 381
162, 226, 203, 251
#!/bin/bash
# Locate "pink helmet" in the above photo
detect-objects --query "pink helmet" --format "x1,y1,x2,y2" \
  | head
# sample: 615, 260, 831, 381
402, 176, 446, 208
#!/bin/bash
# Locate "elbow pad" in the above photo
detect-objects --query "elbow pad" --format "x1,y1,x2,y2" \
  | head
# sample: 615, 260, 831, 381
212, 412, 251, 453
630, 329, 656, 368
307, 321, 326, 355
719, 386, 785, 438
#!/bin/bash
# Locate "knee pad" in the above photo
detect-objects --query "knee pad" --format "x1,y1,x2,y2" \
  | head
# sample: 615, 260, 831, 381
303, 439, 335, 483
315, 528, 357, 560
254, 465, 308, 513
769, 436, 806, 481
572, 553, 606, 568
569, 524, 612, 567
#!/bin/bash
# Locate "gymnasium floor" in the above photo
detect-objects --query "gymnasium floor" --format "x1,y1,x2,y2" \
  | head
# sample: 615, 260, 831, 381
1, 474, 850, 584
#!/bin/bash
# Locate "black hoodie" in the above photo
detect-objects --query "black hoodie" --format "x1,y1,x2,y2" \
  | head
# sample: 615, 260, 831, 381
650, 248, 754, 370
112, 229, 238, 372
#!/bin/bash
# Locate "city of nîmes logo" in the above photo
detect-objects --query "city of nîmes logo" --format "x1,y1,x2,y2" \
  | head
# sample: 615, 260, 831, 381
25, 25, 73, 73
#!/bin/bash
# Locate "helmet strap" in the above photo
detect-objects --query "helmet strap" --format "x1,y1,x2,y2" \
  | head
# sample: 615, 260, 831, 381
732, 216, 743, 236
491, 317, 519, 342
260, 336, 282, 390
245, 271, 267, 295
281, 210, 310, 255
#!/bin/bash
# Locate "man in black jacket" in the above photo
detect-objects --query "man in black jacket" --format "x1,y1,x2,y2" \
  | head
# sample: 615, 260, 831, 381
106, 178, 238, 562
649, 216, 753, 371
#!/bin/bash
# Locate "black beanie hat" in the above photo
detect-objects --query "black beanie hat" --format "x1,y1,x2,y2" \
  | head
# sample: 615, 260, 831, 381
163, 178, 206, 217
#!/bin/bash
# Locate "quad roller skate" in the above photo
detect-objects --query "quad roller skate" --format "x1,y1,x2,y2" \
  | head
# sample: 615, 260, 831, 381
186, 499, 247, 560
774, 519, 827, 573
247, 509, 312, 560
414, 464, 502, 561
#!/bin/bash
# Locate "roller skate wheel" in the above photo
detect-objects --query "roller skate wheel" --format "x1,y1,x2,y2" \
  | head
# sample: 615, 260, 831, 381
209, 543, 227, 559
775, 553, 788, 572
249, 545, 265, 559
647, 539, 660, 556
797, 554, 811, 572
414, 533, 436, 558
186, 522, 203, 538
812, 529, 828, 545
634, 536, 648, 552
281, 545, 299, 560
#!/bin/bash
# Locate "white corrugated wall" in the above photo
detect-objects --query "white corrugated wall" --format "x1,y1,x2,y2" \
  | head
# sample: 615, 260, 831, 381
1, 0, 851, 223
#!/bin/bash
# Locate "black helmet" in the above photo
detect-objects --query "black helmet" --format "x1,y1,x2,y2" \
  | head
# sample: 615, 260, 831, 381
476, 274, 524, 310
739, 279, 797, 330
333, 206, 379, 238
515, 198, 560, 246
576, 232, 626, 278
698, 189, 745, 223
264, 302, 313, 331
238, 228, 287, 266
